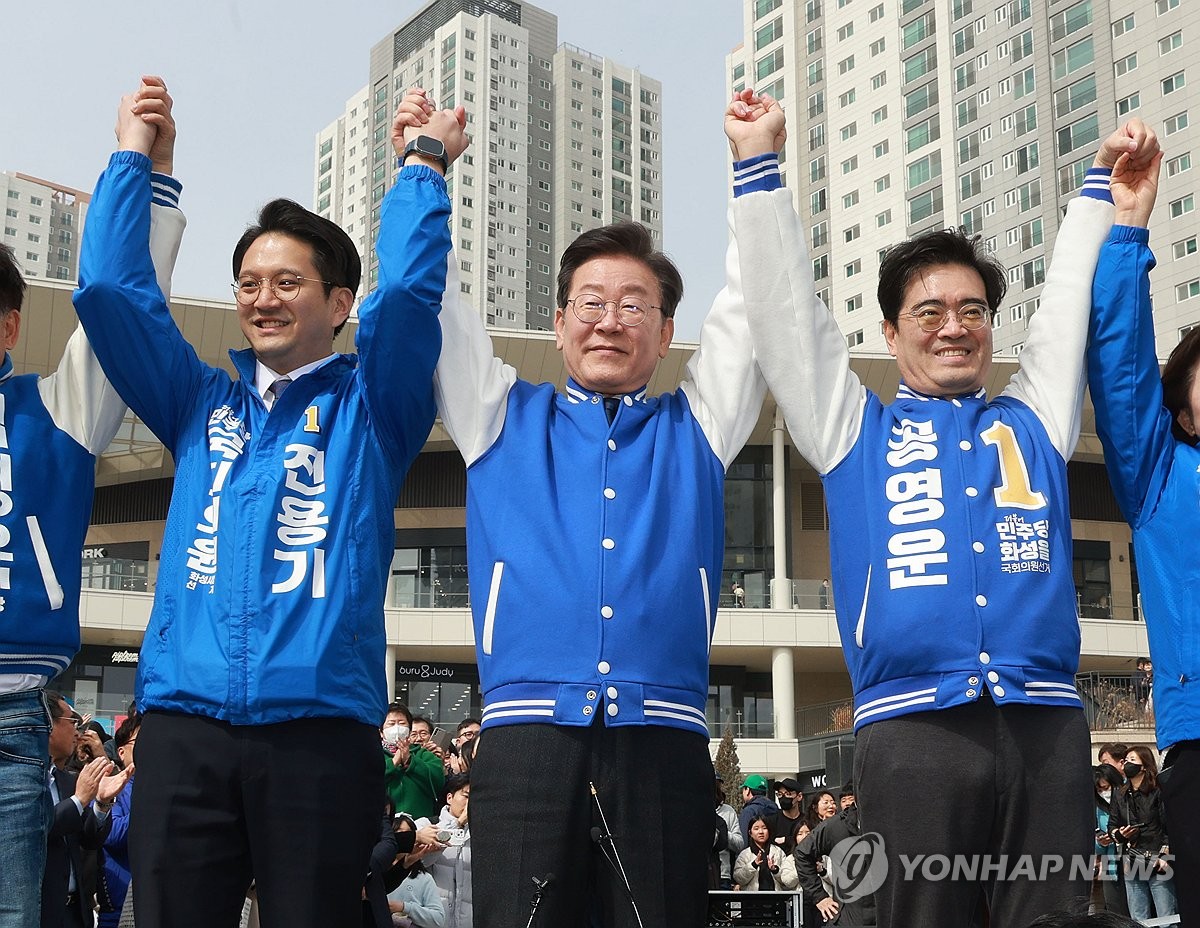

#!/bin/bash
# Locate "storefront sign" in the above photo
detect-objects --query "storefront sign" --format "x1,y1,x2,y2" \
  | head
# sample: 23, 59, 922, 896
110, 650, 140, 665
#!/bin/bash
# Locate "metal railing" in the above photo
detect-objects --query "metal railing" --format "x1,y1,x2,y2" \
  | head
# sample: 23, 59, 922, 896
1075, 671, 1155, 731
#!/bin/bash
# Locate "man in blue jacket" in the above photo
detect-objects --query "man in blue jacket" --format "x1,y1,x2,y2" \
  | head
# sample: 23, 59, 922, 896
0, 133, 182, 928
73, 77, 467, 928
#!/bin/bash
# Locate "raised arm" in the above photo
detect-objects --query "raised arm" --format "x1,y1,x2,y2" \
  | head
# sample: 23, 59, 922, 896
1087, 131, 1168, 525
73, 77, 206, 452
1003, 124, 1153, 456
356, 93, 468, 466
730, 90, 866, 474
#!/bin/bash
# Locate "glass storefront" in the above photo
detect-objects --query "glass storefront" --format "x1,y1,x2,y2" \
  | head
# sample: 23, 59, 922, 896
722, 447, 777, 608
707, 666, 775, 738
394, 661, 481, 729
81, 541, 150, 592
51, 644, 141, 736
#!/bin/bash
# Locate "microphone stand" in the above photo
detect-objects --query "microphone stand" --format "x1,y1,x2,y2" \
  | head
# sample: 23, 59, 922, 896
589, 782, 645, 928
525, 874, 553, 928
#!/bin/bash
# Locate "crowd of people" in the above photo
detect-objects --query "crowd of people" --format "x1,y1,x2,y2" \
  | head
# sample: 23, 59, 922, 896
1, 54, 1197, 928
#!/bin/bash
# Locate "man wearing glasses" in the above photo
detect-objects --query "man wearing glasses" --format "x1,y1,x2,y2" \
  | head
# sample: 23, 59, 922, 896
72, 78, 467, 927
398, 92, 771, 927
733, 95, 1158, 927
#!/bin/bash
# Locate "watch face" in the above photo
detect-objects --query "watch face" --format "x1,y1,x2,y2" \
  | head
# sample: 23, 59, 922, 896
416, 136, 446, 159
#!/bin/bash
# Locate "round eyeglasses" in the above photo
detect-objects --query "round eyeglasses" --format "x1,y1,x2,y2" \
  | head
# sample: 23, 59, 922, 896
566, 294, 659, 327
906, 305, 994, 332
231, 274, 334, 305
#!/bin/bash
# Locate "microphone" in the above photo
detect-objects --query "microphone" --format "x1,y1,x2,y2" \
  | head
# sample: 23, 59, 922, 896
532, 873, 555, 891
525, 871, 554, 928
589, 784, 645, 928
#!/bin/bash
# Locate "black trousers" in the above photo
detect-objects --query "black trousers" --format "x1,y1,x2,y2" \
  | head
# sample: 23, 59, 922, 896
129, 711, 381, 928
1161, 740, 1200, 928
854, 698, 1093, 928
470, 723, 714, 928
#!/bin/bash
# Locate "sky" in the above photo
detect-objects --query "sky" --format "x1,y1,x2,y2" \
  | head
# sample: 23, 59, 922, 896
0, 1, 745, 340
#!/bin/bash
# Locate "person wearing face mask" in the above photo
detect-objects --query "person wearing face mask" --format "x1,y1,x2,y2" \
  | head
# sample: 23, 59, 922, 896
1109, 746, 1176, 920
1093, 763, 1128, 917
768, 778, 804, 854
382, 702, 445, 820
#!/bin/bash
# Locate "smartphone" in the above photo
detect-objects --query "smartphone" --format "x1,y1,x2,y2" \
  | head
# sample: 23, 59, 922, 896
431, 727, 455, 753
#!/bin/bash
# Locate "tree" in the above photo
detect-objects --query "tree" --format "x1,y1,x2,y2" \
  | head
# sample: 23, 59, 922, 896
713, 720, 744, 812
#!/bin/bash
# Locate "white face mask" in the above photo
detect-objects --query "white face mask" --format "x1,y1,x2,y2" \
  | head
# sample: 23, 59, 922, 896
381, 724, 410, 752
1099, 789, 1112, 802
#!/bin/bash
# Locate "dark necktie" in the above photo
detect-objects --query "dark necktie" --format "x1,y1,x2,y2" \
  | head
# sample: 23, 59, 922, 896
268, 376, 292, 406
603, 396, 619, 424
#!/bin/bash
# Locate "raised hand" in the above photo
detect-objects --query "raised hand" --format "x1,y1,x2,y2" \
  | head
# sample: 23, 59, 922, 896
133, 76, 177, 176
724, 88, 786, 161
391, 87, 471, 171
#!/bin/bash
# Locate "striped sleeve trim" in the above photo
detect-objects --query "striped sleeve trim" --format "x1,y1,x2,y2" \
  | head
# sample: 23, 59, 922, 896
733, 152, 782, 196
1079, 167, 1112, 203
150, 173, 183, 209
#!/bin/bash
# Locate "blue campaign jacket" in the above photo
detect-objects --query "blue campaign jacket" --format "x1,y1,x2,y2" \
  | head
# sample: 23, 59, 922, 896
0, 183, 183, 679
737, 164, 1115, 731
1088, 226, 1200, 750
74, 152, 449, 726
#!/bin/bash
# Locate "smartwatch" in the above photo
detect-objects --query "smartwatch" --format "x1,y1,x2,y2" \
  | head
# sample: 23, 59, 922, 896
401, 136, 448, 172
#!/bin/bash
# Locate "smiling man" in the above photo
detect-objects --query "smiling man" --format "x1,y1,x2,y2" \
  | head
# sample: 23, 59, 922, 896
400, 91, 770, 927
735, 97, 1159, 927
73, 78, 466, 927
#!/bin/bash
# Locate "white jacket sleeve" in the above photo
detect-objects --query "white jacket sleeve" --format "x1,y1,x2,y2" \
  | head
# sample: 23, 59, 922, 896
432, 253, 518, 466
679, 201, 769, 469
1001, 196, 1114, 457
734, 188, 866, 474
39, 200, 186, 454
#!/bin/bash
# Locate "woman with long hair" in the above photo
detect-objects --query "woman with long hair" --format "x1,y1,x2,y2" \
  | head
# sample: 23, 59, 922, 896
732, 815, 798, 892
803, 790, 838, 831
1109, 746, 1176, 920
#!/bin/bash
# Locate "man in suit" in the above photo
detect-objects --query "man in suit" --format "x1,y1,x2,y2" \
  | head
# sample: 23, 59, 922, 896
41, 692, 129, 928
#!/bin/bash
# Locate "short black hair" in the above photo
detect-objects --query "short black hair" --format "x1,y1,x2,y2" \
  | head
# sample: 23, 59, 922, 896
44, 690, 69, 721
114, 711, 142, 750
1162, 328, 1200, 445
231, 199, 360, 336
443, 772, 470, 805
557, 222, 682, 319
0, 244, 27, 315
385, 701, 412, 726
877, 228, 1007, 326
456, 717, 480, 734
411, 715, 432, 732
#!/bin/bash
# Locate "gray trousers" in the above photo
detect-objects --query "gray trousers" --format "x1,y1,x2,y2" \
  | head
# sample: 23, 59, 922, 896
854, 697, 1093, 928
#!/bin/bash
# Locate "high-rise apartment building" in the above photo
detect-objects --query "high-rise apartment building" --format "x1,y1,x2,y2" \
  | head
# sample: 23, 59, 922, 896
729, 0, 1199, 357
1, 172, 88, 283
314, 0, 663, 331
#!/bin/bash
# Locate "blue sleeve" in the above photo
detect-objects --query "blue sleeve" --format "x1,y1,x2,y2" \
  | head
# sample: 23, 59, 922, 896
1087, 225, 1172, 527
74, 151, 206, 452
355, 164, 450, 468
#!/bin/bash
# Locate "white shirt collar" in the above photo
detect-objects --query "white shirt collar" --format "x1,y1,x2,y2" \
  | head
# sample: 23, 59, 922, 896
255, 354, 337, 409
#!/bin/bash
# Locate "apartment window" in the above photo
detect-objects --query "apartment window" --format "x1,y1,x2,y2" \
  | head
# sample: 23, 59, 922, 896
1157, 0, 1179, 11
1115, 53, 1138, 77
838, 22, 855, 41
757, 48, 785, 80
1170, 194, 1195, 218
1020, 217, 1043, 249
1010, 301, 1025, 322
957, 97, 978, 128
1159, 31, 1182, 55
1050, 0, 1093, 42
908, 188, 943, 223
959, 126, 990, 162
961, 167, 983, 199
806, 0, 822, 22
1054, 75, 1096, 118
875, 175, 891, 193
955, 60, 977, 92
1162, 72, 1186, 96
961, 205, 983, 233
756, 17, 784, 49
812, 221, 829, 247
845, 259, 862, 277
846, 294, 863, 312
1053, 37, 1093, 79
840, 122, 858, 141
1116, 92, 1141, 116
903, 12, 935, 50
847, 330, 865, 348
1005, 178, 1041, 211
874, 140, 890, 158
842, 155, 859, 174
1167, 152, 1192, 177
1057, 114, 1100, 156
812, 188, 828, 213
906, 115, 940, 153
811, 155, 828, 182
871, 71, 887, 90
1112, 14, 1135, 37
814, 255, 830, 280
808, 28, 823, 54
1172, 236, 1197, 259
845, 224, 861, 243
907, 151, 942, 189
873, 106, 888, 124
905, 81, 939, 119
1018, 257, 1046, 289
904, 47, 937, 82
954, 24, 977, 56
1058, 155, 1092, 196
843, 190, 860, 208
756, 0, 783, 15
810, 124, 827, 150
869, 3, 885, 22
1013, 67, 1036, 99
877, 209, 893, 227
1176, 279, 1200, 302
1165, 112, 1190, 136
809, 60, 825, 86
839, 89, 857, 107
809, 91, 826, 118
838, 55, 856, 75
871, 38, 886, 56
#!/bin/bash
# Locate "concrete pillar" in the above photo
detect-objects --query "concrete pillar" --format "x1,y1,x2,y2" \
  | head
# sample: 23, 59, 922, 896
770, 406, 792, 609
772, 646, 796, 740
385, 645, 398, 702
